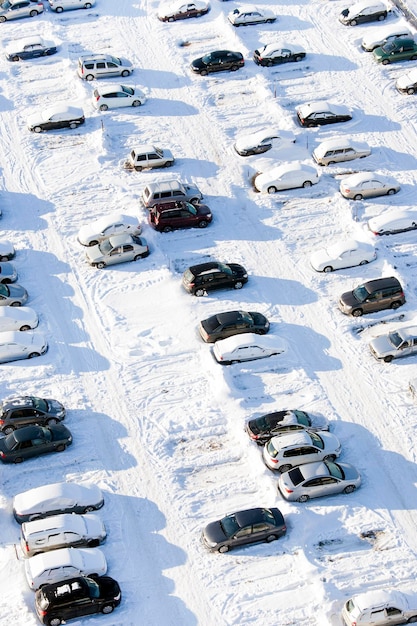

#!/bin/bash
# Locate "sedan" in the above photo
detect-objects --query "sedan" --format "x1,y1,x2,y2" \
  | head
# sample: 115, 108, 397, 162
367, 209, 417, 235
0, 424, 72, 463
0, 330, 46, 363
0, 0, 43, 21
77, 214, 141, 247
190, 50, 244, 75
92, 85, 146, 111
0, 283, 28, 306
182, 261, 248, 296
296, 101, 352, 127
27, 105, 85, 133
202, 507, 286, 553
86, 234, 149, 269
263, 430, 341, 472
199, 310, 270, 343
395, 67, 417, 94
0, 395, 65, 434
0, 262, 17, 283
0, 239, 15, 261
233, 128, 296, 156
228, 6, 276, 26
253, 43, 306, 66
339, 1, 387, 26
0, 307, 38, 333
340, 172, 400, 200
246, 409, 314, 445
213, 333, 286, 365
254, 163, 319, 194
5, 36, 57, 61
369, 326, 417, 362
310, 239, 376, 272
278, 460, 361, 502
157, 0, 210, 21
25, 547, 106, 590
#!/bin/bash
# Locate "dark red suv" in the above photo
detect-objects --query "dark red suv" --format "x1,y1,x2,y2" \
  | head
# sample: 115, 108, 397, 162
148, 201, 212, 232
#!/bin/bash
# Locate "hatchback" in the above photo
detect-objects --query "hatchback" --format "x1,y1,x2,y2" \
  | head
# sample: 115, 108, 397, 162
27, 105, 85, 133
182, 262, 248, 296
369, 326, 417, 362
77, 54, 133, 81
338, 276, 405, 316
148, 201, 212, 232
0, 395, 65, 434
254, 163, 319, 193
0, 283, 27, 306
126, 145, 174, 171
0, 423, 72, 463
190, 50, 244, 75
0, 0, 43, 21
246, 410, 313, 445
93, 85, 146, 111
199, 310, 269, 343
0, 330, 47, 363
373, 38, 417, 64
253, 43, 305, 66
263, 430, 341, 472
278, 460, 361, 501
340, 172, 400, 200
25, 547, 107, 590
85, 234, 149, 269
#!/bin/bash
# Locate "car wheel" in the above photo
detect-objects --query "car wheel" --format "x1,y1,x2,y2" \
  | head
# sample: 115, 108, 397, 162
47, 418, 58, 426
195, 288, 205, 297
267, 186, 277, 194
230, 65, 239, 71
200, 69, 208, 76
359, 260, 368, 266
27, 351, 40, 358
165, 161, 173, 167
89, 240, 99, 247
323, 266, 333, 273
302, 181, 313, 187
3, 426, 14, 435
198, 220, 208, 228
218, 545, 229, 553
343, 485, 356, 494
327, 161, 335, 165
350, 19, 357, 25
134, 255, 142, 261
378, 13, 386, 20
96, 262, 106, 269
69, 122, 78, 129
10, 302, 21, 307
29, 9, 39, 16
11, 55, 20, 62
19, 324, 31, 332
407, 87, 416, 95
324, 454, 336, 462
163, 226, 173, 233
101, 605, 114, 615
391, 301, 401, 310
56, 445, 66, 452
86, 74, 94, 81
84, 2, 92, 7
132, 100, 141, 107
14, 457, 24, 464
56, 7, 64, 12
84, 506, 95, 513
168, 16, 175, 22
234, 281, 243, 290
382, 59, 390, 65
412, 222, 417, 228
99, 104, 109, 111
48, 618, 62, 626
1, 278, 11, 284
353, 194, 363, 200
0, 16, 6, 22
352, 309, 363, 317
297, 495, 309, 503
134, 166, 143, 172
0, 255, 9, 261
265, 534, 277, 543
278, 464, 291, 473
266, 60, 273, 67
88, 539, 100, 547
407, 617, 417, 623
387, 188, 396, 195
294, 55, 303, 62
33, 126, 42, 133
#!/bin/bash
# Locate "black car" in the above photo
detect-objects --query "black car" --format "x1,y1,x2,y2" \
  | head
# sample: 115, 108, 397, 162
202, 507, 286, 553
296, 101, 352, 127
27, 105, 85, 133
246, 410, 313, 445
0, 424, 72, 463
190, 50, 245, 75
199, 310, 270, 343
182, 262, 248, 296
35, 576, 121, 625
253, 44, 306, 67
6, 36, 57, 61
0, 395, 66, 434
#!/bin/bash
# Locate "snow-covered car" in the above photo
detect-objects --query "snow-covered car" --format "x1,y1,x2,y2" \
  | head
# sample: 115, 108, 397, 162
296, 101, 352, 127
0, 239, 15, 261
25, 546, 107, 590
395, 67, 417, 94
342, 589, 417, 626
157, 0, 210, 21
263, 430, 341, 472
0, 423, 71, 462
0, 283, 28, 306
5, 36, 57, 61
310, 239, 376, 272
92, 85, 146, 111
228, 6, 276, 26
213, 333, 286, 365
48, 0, 95, 11
361, 25, 412, 51
0, 330, 46, 363
278, 460, 361, 501
254, 163, 319, 193
13, 482, 104, 524
0, 306, 38, 332
233, 128, 295, 156
77, 214, 142, 247
0, 0, 43, 22
312, 138, 371, 166
340, 172, 400, 200
339, 1, 387, 26
369, 326, 417, 362
27, 105, 85, 133
0, 262, 17, 283
253, 43, 306, 66
85, 234, 149, 268
367, 208, 417, 235
126, 145, 175, 171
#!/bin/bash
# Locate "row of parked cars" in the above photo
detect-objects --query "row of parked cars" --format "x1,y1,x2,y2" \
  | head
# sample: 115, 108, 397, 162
0, 0, 95, 23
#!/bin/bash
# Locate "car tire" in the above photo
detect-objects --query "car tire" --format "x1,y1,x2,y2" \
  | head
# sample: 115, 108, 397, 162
10, 302, 21, 307
84, 2, 92, 7
132, 100, 141, 107
407, 87, 416, 95
101, 605, 114, 614
168, 16, 175, 22
200, 69, 208, 76
230, 65, 239, 71
99, 104, 109, 111
0, 16, 6, 22
383, 355, 394, 363
218, 545, 229, 553
267, 19, 275, 23
195, 288, 205, 297
47, 418, 58, 426
14, 457, 24, 464
387, 188, 396, 195
163, 226, 173, 233
86, 74, 94, 81
390, 301, 401, 310
33, 126, 42, 133
265, 534, 277, 543
267, 186, 277, 194
302, 181, 313, 187
69, 122, 78, 129
11, 55, 20, 62
198, 220, 208, 228
165, 161, 173, 167
3, 426, 14, 435
359, 260, 368, 265
134, 255, 142, 261
89, 240, 99, 247
350, 19, 357, 25
29, 9, 39, 16
84, 506, 95, 513
323, 266, 333, 273
190, 197, 200, 205
55, 7, 64, 12
294, 55, 303, 62
324, 454, 336, 462
297, 495, 309, 503
278, 464, 291, 473
352, 309, 363, 317
56, 444, 66, 452
96, 262, 106, 269
234, 281, 243, 290
48, 618, 62, 626
134, 166, 143, 172
353, 194, 363, 200
407, 617, 417, 623
0, 255, 9, 261
19, 324, 31, 331
382, 59, 390, 65
343, 485, 356, 494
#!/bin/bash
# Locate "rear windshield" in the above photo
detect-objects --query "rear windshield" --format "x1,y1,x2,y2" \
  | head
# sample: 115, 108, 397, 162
183, 269, 194, 282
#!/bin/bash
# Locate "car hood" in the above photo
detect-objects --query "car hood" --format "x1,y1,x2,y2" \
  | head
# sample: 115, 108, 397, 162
369, 335, 395, 356
85, 246, 105, 263
227, 263, 247, 277
202, 520, 227, 545
7, 284, 28, 299
338, 462, 361, 483
191, 57, 206, 69
46, 399, 66, 416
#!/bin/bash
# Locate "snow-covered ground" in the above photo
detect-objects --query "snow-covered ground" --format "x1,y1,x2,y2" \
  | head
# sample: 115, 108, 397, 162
2, 0, 417, 624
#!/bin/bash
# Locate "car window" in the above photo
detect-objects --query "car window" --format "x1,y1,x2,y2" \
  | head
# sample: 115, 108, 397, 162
252, 523, 270, 532
96, 62, 106, 69
234, 526, 252, 538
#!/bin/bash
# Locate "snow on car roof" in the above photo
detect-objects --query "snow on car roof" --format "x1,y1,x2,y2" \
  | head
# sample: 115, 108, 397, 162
13, 482, 101, 514
270, 430, 312, 447
215, 332, 282, 351
260, 43, 304, 55
298, 101, 350, 115
352, 589, 408, 612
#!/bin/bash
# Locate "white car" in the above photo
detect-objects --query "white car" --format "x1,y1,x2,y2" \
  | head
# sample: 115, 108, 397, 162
25, 546, 107, 589
228, 5, 276, 26
367, 208, 417, 235
77, 213, 142, 247
263, 430, 341, 472
312, 138, 371, 166
48, 0, 95, 11
0, 239, 15, 261
157, 0, 210, 21
340, 172, 400, 200
369, 326, 417, 362
362, 24, 412, 51
92, 85, 146, 111
233, 129, 296, 156
254, 163, 319, 194
0, 0, 43, 22
310, 239, 376, 272
342, 589, 417, 626
213, 333, 286, 365
395, 68, 417, 94
0, 331, 47, 363
0, 307, 38, 332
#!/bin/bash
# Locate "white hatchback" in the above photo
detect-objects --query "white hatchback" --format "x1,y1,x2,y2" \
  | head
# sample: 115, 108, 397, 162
92, 85, 146, 111
254, 163, 319, 193
25, 546, 107, 589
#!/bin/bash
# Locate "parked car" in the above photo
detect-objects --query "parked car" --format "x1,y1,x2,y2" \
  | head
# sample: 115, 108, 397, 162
0, 395, 65, 434
182, 261, 248, 296
312, 138, 371, 166
0, 283, 28, 306
35, 576, 121, 625
77, 54, 133, 81
77, 214, 141, 247
361, 25, 412, 51
246, 410, 315, 445
338, 276, 405, 316
141, 179, 202, 207
27, 105, 85, 133
0, 240, 15, 261
213, 333, 286, 364
0, 307, 38, 333
85, 234, 149, 269
340, 172, 400, 200
5, 36, 57, 61
25, 546, 106, 590
395, 67, 417, 93
373, 38, 417, 64
228, 6, 276, 26
369, 326, 417, 362
157, 0, 210, 21
254, 163, 319, 193
0, 0, 43, 21
367, 208, 417, 235
199, 310, 269, 343
13, 482, 104, 524
339, 1, 387, 26
190, 50, 245, 75
202, 507, 286, 553
21, 513, 106, 556
342, 590, 417, 626
148, 201, 212, 232
0, 262, 17, 283
92, 85, 146, 111
125, 145, 174, 171
263, 430, 341, 472
310, 239, 376, 272
296, 101, 352, 127
278, 460, 361, 501
233, 128, 295, 156
253, 43, 305, 66
0, 424, 71, 463
0, 330, 47, 363
47, 0, 95, 11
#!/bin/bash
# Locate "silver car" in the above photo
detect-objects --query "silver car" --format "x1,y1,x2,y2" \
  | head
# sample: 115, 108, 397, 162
262, 429, 341, 472
369, 326, 417, 362
278, 460, 361, 502
0, 0, 43, 21
0, 283, 28, 306
0, 262, 17, 284
340, 172, 400, 200
86, 234, 149, 268
342, 590, 417, 626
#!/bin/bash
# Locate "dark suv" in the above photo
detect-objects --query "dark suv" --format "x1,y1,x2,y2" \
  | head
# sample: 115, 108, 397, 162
0, 395, 66, 434
182, 262, 248, 296
338, 276, 405, 317
148, 201, 212, 232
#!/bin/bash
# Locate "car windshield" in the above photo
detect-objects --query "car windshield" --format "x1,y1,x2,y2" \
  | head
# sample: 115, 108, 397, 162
326, 461, 344, 480
382, 41, 397, 52
154, 147, 164, 158
202, 53, 214, 64
220, 514, 239, 538
99, 239, 113, 254
0, 284, 10, 297
239, 311, 253, 324
32, 397, 48, 412
293, 410, 311, 426
110, 56, 121, 64
287, 466, 304, 486
218, 263, 231, 275
85, 577, 101, 598
352, 285, 370, 302
388, 331, 403, 348
309, 431, 324, 449
3, 432, 20, 450
1, 1, 11, 8
121, 86, 134, 95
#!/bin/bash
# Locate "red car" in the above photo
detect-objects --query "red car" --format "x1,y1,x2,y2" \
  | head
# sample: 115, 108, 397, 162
148, 201, 212, 232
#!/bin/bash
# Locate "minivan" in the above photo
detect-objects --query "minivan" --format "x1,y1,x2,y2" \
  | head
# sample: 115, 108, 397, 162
141, 179, 203, 208
338, 277, 405, 316
313, 138, 371, 166
77, 54, 133, 81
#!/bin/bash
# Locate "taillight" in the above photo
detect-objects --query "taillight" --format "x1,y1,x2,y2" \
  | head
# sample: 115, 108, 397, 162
284, 488, 293, 493
0, 419, 4, 425
25, 541, 30, 553
0, 452, 4, 458
345, 188, 351, 193
270, 458, 278, 464
96, 96, 100, 101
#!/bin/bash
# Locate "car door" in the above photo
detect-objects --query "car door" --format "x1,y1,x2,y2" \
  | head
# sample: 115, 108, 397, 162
147, 152, 163, 167
29, 430, 51, 457
231, 524, 254, 547
306, 476, 341, 498
105, 61, 121, 77
297, 445, 321, 464
114, 90, 131, 108
107, 245, 125, 266
27, 44, 44, 58
5, 340, 25, 362
10, 1, 29, 18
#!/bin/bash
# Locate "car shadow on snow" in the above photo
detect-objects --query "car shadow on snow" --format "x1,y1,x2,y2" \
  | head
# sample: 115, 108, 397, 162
1, 191, 55, 226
